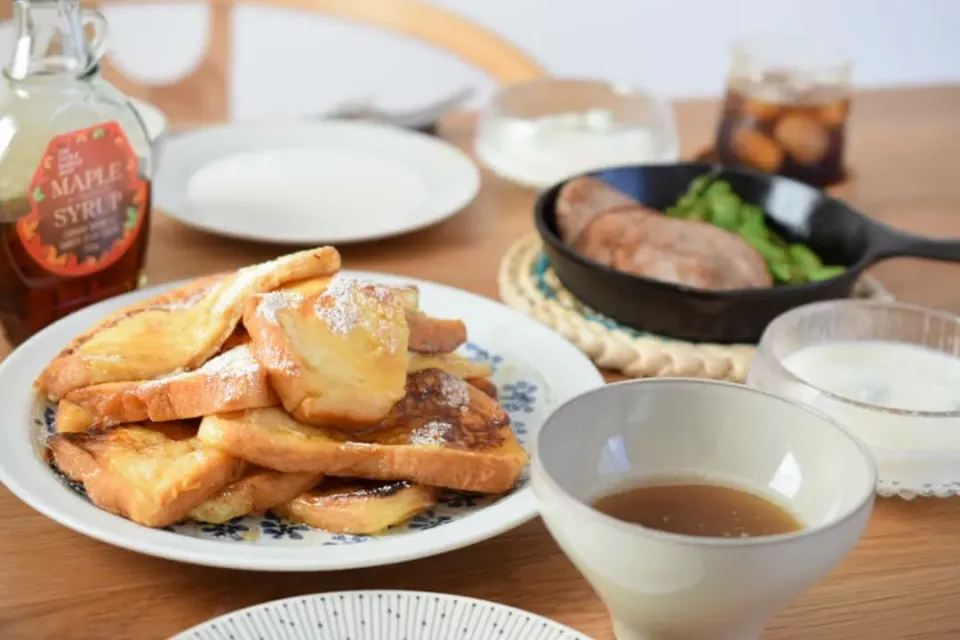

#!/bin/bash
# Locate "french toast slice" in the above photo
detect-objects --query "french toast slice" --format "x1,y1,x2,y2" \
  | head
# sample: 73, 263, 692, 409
190, 468, 322, 525
48, 422, 245, 528
243, 279, 410, 429
282, 277, 419, 312
406, 310, 467, 354
54, 399, 99, 434
407, 352, 492, 380
56, 350, 494, 434
279, 277, 462, 354
55, 345, 279, 433
198, 369, 527, 494
273, 479, 439, 535
36, 247, 341, 400
466, 377, 497, 399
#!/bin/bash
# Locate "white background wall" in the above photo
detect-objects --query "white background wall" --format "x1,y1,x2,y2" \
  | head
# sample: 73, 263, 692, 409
5, 0, 960, 119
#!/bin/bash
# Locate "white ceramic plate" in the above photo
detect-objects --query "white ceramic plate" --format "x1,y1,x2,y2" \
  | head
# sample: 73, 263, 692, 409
155, 121, 480, 245
172, 590, 592, 640
0, 270, 603, 571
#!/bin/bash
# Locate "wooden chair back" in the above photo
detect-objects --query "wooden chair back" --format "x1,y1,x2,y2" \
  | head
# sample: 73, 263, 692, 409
1, 0, 546, 124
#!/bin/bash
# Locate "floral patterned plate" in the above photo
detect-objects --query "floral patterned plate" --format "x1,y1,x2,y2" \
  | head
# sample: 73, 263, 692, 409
0, 270, 604, 571
172, 590, 593, 640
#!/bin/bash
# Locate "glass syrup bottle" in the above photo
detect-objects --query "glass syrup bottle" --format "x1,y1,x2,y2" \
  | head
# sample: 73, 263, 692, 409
0, 0, 153, 346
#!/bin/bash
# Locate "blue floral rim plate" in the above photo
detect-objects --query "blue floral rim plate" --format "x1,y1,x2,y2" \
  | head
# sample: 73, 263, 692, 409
0, 270, 604, 571
171, 590, 593, 640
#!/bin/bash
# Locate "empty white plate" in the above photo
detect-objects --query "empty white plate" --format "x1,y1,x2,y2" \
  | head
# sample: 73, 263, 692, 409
172, 590, 592, 640
155, 120, 480, 245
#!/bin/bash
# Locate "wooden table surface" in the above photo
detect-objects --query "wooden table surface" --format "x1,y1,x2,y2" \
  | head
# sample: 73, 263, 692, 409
2, 86, 960, 640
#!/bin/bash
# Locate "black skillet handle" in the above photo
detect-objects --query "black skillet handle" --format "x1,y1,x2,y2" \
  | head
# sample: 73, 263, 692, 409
865, 219, 960, 264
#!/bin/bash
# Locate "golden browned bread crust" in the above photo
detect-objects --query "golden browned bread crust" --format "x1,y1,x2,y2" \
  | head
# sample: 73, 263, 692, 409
190, 467, 322, 525
54, 400, 99, 434
243, 279, 410, 429
406, 352, 491, 379
48, 422, 245, 528
466, 377, 497, 399
198, 369, 527, 494
274, 479, 439, 535
37, 247, 341, 400
56, 345, 279, 432
406, 311, 467, 354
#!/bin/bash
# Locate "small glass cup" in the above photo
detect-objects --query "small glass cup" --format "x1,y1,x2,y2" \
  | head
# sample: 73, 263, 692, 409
715, 34, 852, 187
475, 79, 679, 190
747, 300, 960, 498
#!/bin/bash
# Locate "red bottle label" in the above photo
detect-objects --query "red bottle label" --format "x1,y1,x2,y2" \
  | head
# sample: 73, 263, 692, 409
16, 121, 148, 277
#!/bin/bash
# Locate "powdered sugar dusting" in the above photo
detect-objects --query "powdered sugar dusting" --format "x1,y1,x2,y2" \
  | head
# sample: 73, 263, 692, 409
255, 291, 303, 325
210, 259, 277, 317
137, 344, 265, 398
204, 345, 266, 403
202, 344, 260, 374
438, 374, 470, 408
313, 277, 361, 335
313, 276, 405, 354
409, 420, 453, 446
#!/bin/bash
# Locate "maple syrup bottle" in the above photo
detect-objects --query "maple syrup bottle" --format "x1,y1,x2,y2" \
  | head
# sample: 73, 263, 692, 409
0, 0, 152, 346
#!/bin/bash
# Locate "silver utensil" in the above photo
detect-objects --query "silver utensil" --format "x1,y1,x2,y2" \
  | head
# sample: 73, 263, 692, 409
323, 86, 475, 132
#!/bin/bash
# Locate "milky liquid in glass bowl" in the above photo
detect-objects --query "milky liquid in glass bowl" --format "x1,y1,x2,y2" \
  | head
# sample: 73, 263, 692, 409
779, 340, 960, 452
474, 109, 679, 190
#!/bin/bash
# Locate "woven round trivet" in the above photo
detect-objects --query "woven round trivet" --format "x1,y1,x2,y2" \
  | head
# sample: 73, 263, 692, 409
498, 234, 894, 382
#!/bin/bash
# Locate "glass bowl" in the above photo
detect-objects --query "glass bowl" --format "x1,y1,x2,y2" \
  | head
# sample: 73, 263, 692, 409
474, 79, 680, 190
746, 299, 960, 498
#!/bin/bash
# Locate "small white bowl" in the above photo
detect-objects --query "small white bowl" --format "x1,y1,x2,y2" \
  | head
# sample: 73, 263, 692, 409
532, 378, 876, 640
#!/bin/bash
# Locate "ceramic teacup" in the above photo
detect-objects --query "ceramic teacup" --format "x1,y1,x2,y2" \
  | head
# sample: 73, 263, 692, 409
532, 378, 876, 640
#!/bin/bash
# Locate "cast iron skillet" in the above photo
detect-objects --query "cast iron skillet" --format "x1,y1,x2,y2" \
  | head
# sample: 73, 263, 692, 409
534, 162, 960, 344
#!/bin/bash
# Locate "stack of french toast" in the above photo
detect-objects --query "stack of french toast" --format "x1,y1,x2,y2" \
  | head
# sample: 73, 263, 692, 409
35, 246, 528, 535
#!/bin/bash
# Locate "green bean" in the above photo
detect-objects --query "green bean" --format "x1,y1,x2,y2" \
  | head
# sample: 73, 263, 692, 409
807, 265, 846, 282
768, 261, 793, 283
687, 202, 709, 222
708, 192, 741, 230
677, 193, 698, 210
739, 204, 765, 227
705, 181, 732, 198
788, 265, 808, 285
743, 234, 787, 263
686, 175, 713, 197
665, 177, 846, 286
788, 244, 823, 273
739, 214, 767, 240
